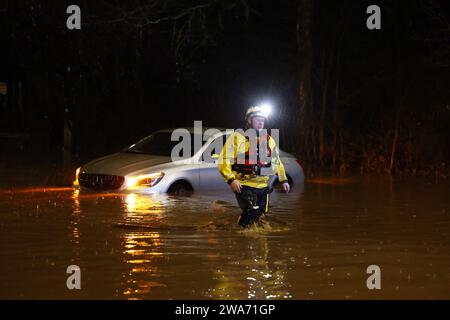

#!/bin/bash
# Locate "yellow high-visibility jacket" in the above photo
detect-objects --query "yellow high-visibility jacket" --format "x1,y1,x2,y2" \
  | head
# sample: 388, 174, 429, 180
218, 131, 288, 189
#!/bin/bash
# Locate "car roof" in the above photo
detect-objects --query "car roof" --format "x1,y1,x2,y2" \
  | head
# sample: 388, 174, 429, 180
156, 127, 228, 138
147, 128, 294, 157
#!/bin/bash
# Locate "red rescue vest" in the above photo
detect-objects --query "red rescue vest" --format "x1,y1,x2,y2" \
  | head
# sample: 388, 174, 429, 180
232, 133, 272, 175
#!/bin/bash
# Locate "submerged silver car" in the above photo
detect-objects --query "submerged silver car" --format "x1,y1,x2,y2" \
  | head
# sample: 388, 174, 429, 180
74, 128, 304, 193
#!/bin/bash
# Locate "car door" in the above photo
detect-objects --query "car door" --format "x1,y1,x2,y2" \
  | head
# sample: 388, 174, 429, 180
197, 133, 229, 191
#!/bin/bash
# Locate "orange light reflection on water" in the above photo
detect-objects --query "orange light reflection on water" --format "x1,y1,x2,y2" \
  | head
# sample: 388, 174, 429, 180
0, 187, 73, 194
121, 231, 165, 299
124, 193, 164, 216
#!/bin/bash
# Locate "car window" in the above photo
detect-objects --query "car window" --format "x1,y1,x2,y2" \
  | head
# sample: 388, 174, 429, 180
202, 135, 228, 162
125, 132, 203, 157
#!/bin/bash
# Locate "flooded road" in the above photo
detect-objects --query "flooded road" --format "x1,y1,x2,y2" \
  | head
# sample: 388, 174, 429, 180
1, 177, 450, 299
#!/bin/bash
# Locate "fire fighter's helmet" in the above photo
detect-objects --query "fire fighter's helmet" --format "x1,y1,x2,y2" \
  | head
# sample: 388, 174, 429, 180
245, 106, 269, 123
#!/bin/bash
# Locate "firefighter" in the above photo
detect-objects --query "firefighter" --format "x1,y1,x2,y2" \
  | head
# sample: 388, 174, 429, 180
218, 105, 290, 228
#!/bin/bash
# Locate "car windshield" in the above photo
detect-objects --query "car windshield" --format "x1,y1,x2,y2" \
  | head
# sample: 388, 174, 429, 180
124, 132, 204, 157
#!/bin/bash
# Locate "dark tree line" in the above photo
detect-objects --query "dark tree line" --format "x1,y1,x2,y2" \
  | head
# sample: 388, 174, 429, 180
295, 0, 450, 176
1, 0, 449, 178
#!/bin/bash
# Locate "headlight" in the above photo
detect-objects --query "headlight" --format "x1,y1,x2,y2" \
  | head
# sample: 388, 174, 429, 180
126, 172, 165, 188
73, 167, 81, 188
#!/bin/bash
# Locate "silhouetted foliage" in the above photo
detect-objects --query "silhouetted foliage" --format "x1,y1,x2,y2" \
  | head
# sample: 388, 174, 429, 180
1, 0, 449, 178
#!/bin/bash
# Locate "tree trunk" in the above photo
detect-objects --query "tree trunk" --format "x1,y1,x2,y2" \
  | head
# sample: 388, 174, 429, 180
297, 0, 314, 159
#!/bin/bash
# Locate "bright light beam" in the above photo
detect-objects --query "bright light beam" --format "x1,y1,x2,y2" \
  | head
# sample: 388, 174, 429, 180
260, 103, 272, 116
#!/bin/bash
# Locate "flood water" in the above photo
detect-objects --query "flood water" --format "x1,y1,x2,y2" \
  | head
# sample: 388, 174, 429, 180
1, 177, 450, 299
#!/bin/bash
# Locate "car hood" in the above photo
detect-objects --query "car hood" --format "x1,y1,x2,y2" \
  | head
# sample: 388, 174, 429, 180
82, 152, 172, 176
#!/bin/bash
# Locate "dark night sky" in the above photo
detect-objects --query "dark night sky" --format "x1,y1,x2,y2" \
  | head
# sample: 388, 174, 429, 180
1, 0, 449, 173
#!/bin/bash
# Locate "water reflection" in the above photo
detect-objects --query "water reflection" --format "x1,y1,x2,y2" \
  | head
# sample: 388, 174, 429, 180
124, 193, 164, 215
121, 231, 166, 299
120, 193, 167, 299
208, 232, 292, 299
4, 178, 448, 299
70, 190, 81, 252
118, 192, 295, 299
